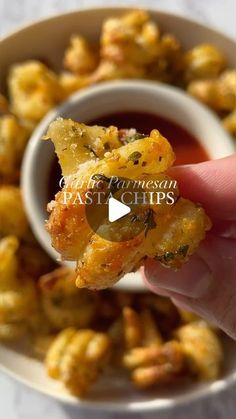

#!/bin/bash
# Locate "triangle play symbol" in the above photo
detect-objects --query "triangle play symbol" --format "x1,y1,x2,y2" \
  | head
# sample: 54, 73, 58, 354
108, 197, 131, 223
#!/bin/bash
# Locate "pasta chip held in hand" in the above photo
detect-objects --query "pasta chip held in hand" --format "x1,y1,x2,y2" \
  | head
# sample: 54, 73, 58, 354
45, 118, 211, 289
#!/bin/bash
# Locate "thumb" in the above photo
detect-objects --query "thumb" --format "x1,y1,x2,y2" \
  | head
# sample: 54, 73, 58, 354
144, 232, 236, 339
168, 154, 236, 220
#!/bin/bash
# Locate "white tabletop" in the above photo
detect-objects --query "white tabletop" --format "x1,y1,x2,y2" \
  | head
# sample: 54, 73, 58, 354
1, 0, 236, 418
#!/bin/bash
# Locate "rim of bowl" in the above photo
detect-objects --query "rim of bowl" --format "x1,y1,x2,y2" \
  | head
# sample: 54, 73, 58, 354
0, 357, 236, 413
0, 4, 236, 49
1, 5, 236, 412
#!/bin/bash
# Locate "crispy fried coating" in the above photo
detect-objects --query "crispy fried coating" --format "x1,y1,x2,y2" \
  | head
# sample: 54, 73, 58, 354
123, 307, 143, 349
46, 327, 111, 396
64, 35, 97, 75
74, 195, 209, 287
184, 44, 226, 83
46, 119, 210, 289
0, 236, 38, 340
44, 118, 122, 176
59, 72, 90, 97
0, 186, 28, 238
87, 10, 160, 82
216, 69, 236, 111
41, 297, 223, 395
175, 321, 223, 380
91, 59, 146, 82
95, 11, 184, 83
8, 60, 64, 123
74, 128, 174, 180
138, 293, 180, 334
127, 341, 185, 388
0, 8, 228, 397
188, 69, 236, 112
0, 322, 28, 341
177, 308, 200, 324
123, 307, 163, 349
100, 10, 160, 67
32, 334, 55, 357
108, 305, 164, 369
39, 267, 97, 330
46, 120, 175, 188
120, 307, 184, 388
0, 115, 29, 182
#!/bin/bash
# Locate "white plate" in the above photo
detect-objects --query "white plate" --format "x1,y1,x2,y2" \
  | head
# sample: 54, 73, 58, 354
0, 6, 236, 413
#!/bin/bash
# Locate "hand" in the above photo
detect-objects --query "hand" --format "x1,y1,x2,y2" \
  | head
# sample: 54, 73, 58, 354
143, 154, 236, 339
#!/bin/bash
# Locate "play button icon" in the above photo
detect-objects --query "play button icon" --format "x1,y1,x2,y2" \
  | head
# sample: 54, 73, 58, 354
108, 197, 131, 222
85, 175, 150, 242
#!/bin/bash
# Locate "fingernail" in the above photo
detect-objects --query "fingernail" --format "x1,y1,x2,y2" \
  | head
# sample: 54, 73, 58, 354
167, 164, 194, 175
144, 254, 212, 298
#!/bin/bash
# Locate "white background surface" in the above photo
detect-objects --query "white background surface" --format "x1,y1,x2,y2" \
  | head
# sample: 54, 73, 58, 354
1, 0, 236, 418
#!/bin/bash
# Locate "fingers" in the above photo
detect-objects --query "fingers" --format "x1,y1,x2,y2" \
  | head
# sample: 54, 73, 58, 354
143, 255, 211, 298
145, 156, 236, 336
144, 233, 236, 339
169, 154, 236, 220
169, 287, 236, 340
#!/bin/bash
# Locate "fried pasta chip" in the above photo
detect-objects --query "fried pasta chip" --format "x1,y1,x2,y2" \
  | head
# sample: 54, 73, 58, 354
39, 267, 97, 330
184, 43, 226, 83
46, 327, 111, 396
45, 118, 122, 176
45, 118, 210, 289
122, 307, 163, 350
146, 34, 184, 83
90, 59, 146, 82
113, 307, 184, 388
175, 321, 223, 380
8, 60, 64, 124
87, 10, 160, 82
0, 115, 29, 182
0, 8, 228, 399
223, 109, 236, 136
100, 10, 160, 68
120, 307, 222, 387
63, 35, 98, 75
32, 334, 55, 358
0, 322, 28, 341
188, 69, 236, 112
43, 298, 223, 395
138, 293, 180, 333
0, 236, 38, 340
0, 186, 29, 238
0, 94, 9, 115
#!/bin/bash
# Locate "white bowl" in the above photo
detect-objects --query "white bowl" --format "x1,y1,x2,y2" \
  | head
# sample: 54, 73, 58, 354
1, 6, 236, 413
21, 80, 235, 292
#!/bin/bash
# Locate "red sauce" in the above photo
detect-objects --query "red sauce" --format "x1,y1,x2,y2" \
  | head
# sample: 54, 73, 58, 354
48, 111, 209, 200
